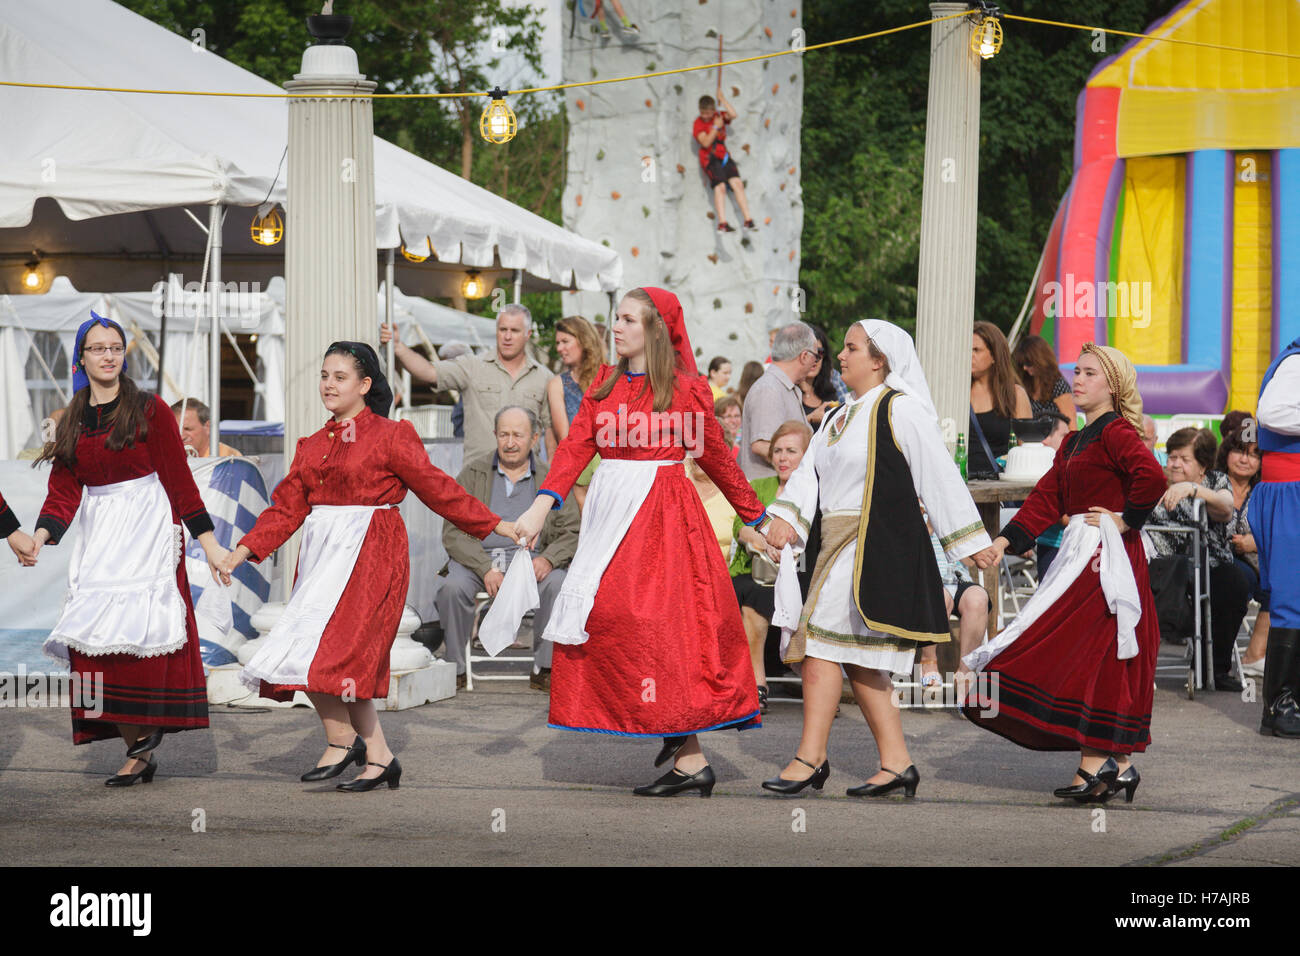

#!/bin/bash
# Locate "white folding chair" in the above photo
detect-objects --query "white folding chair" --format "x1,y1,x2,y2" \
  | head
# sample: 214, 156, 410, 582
462, 592, 536, 690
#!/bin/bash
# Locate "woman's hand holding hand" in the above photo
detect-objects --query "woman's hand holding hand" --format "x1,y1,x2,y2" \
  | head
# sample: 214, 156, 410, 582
970, 537, 1006, 570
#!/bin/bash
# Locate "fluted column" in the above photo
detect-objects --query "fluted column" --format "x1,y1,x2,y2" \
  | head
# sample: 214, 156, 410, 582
283, 38, 377, 454
915, 3, 982, 450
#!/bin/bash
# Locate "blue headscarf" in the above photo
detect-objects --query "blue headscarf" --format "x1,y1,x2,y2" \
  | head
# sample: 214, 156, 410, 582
71, 310, 128, 393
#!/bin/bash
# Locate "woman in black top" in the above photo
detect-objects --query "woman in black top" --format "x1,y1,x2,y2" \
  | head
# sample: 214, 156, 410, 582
970, 321, 1031, 476
1013, 334, 1075, 419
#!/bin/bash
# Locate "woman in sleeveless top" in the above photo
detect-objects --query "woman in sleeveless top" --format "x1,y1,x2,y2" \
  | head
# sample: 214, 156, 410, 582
547, 316, 605, 509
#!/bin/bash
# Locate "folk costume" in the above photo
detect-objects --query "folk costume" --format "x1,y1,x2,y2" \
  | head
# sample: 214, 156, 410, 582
962, 343, 1167, 754
0, 491, 20, 538
768, 320, 991, 675
36, 313, 211, 744
538, 288, 767, 737
238, 343, 499, 701
1250, 337, 1300, 736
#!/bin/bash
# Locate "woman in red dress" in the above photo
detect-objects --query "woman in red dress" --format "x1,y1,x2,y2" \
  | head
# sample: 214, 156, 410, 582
961, 344, 1166, 803
221, 342, 512, 791
513, 288, 768, 797
31, 314, 229, 786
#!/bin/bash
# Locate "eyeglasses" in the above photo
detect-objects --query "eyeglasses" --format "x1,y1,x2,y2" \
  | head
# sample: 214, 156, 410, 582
804, 348, 824, 360
83, 345, 125, 356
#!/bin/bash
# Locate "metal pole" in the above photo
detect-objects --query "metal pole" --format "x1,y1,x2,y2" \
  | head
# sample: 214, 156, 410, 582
512, 268, 522, 305
385, 248, 395, 409
208, 204, 224, 457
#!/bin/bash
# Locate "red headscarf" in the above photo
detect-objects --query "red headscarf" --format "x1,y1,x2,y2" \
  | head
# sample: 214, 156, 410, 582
642, 287, 698, 375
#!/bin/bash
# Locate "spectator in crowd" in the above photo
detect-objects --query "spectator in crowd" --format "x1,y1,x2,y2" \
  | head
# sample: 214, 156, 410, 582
1013, 334, 1074, 419
687, 455, 736, 559
739, 322, 819, 479
171, 398, 241, 457
799, 326, 841, 429
1032, 410, 1074, 576
737, 360, 765, 403
917, 510, 991, 690
707, 356, 732, 400
381, 304, 551, 463
1146, 427, 1246, 691
1141, 414, 1158, 450
810, 324, 852, 405
1217, 419, 1270, 679
434, 341, 473, 439
969, 321, 1031, 477
437, 406, 579, 691
729, 420, 812, 711
714, 394, 743, 458
546, 315, 605, 508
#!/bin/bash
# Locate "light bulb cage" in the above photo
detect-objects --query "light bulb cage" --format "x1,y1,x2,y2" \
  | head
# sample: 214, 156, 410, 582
401, 237, 431, 263
461, 270, 488, 299
22, 258, 43, 291
250, 206, 284, 246
479, 87, 518, 145
970, 7, 1003, 60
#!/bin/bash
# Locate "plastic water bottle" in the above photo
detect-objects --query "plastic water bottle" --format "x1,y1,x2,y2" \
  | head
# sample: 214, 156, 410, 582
955, 434, 968, 480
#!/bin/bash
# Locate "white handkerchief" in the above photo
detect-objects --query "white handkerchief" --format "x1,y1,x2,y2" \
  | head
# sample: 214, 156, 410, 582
772, 544, 803, 660
478, 548, 540, 658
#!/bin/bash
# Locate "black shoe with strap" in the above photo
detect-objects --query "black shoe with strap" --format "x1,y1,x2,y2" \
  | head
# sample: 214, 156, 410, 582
125, 729, 164, 759
757, 685, 769, 713
1052, 757, 1118, 801
106, 754, 157, 788
336, 757, 402, 792
761, 755, 829, 795
846, 764, 919, 798
301, 735, 367, 782
1094, 765, 1141, 804
633, 764, 715, 798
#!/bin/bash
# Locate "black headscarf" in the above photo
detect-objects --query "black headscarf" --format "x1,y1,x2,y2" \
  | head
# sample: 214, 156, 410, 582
325, 341, 394, 418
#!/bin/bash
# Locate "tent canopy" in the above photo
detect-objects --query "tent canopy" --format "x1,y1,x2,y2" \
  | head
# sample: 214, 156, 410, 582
0, 0, 622, 296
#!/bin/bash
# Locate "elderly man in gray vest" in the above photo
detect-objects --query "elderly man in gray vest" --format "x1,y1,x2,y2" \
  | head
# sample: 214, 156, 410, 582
436, 405, 580, 690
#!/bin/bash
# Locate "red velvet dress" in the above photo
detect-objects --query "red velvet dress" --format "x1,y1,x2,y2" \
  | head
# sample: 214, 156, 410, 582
36, 394, 212, 745
961, 413, 1167, 753
540, 368, 766, 736
239, 407, 499, 700
0, 491, 19, 537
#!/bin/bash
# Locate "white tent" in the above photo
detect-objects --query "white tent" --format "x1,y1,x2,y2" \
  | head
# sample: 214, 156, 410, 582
0, 0, 622, 297
0, 276, 508, 456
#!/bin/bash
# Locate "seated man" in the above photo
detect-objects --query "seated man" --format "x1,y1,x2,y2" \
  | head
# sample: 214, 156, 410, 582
919, 510, 991, 688
436, 406, 579, 690
172, 398, 241, 457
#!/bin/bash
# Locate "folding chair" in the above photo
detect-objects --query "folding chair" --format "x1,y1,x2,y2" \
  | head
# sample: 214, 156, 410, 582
462, 592, 536, 690
1149, 497, 1213, 698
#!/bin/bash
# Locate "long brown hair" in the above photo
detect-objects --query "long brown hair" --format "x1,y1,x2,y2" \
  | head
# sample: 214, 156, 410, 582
973, 321, 1018, 419
1012, 333, 1065, 404
555, 315, 604, 392
591, 288, 678, 412
35, 376, 151, 469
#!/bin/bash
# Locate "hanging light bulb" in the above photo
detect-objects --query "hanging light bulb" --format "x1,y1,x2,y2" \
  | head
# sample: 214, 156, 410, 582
22, 259, 42, 291
970, 8, 1003, 60
250, 205, 284, 246
401, 237, 431, 263
461, 270, 487, 299
479, 87, 517, 145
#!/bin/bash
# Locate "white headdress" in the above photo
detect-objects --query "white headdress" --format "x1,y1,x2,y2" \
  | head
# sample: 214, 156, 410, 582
856, 319, 940, 423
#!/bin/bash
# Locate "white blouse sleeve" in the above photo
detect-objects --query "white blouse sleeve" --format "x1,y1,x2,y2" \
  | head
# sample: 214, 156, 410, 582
1257, 355, 1300, 436
892, 395, 991, 561
767, 415, 827, 550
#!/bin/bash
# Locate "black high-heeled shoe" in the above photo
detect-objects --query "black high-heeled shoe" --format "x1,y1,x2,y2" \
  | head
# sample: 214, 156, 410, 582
105, 755, 157, 787
757, 686, 770, 714
125, 729, 164, 759
846, 764, 919, 798
633, 764, 715, 798
654, 735, 687, 768
1052, 757, 1118, 800
336, 757, 402, 792
1094, 765, 1140, 804
761, 756, 829, 795
301, 735, 367, 782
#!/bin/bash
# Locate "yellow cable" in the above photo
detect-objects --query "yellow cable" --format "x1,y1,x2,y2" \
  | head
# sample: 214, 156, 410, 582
0, 11, 967, 101
1001, 12, 1300, 62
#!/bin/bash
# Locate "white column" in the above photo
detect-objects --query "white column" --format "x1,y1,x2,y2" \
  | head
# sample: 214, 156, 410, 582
914, 3, 982, 451
283, 38, 378, 454
208, 205, 223, 457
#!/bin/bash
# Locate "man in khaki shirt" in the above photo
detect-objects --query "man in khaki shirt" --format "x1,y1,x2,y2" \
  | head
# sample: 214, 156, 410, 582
381, 305, 552, 462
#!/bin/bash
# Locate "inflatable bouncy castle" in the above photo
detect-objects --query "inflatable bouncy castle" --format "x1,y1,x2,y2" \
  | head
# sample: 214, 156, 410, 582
1030, 0, 1300, 414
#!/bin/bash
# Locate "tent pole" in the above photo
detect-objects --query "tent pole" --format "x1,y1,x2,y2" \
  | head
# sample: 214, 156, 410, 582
512, 268, 522, 305
208, 204, 223, 457
385, 248, 395, 409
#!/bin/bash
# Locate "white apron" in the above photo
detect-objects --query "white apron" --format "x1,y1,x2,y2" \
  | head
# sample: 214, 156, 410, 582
541, 458, 680, 645
963, 514, 1140, 672
44, 473, 186, 664
238, 504, 393, 691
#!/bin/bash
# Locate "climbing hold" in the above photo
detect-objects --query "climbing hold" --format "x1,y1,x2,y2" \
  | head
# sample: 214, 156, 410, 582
676, 163, 686, 174
641, 205, 651, 218
631, 247, 640, 257
790, 74, 797, 83
764, 216, 772, 225
596, 149, 605, 160
706, 211, 715, 220
788, 166, 796, 175
707, 254, 718, 264
771, 83, 779, 94
576, 99, 585, 111
788, 250, 796, 261
744, 302, 754, 314
772, 286, 780, 295
742, 143, 751, 154
644, 98, 653, 107
779, 182, 786, 191
764, 26, 773, 38
712, 298, 723, 309
790, 8, 797, 17
576, 194, 583, 206
611, 190, 621, 199
764, 118, 771, 129
731, 85, 739, 98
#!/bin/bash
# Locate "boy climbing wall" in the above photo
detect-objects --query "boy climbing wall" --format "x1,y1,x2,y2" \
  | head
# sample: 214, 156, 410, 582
693, 94, 756, 233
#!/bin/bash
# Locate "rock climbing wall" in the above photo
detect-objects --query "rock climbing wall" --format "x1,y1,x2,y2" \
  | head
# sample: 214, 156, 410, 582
560, 1, 804, 369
